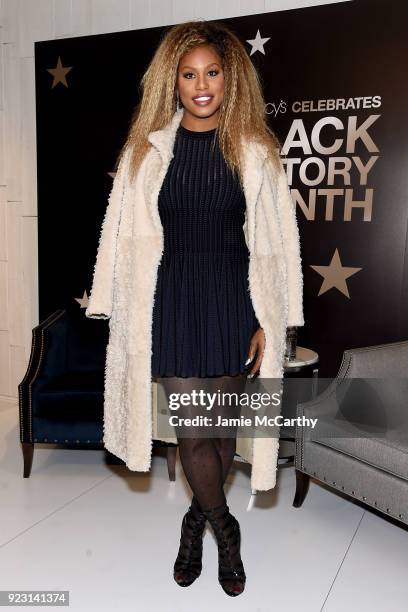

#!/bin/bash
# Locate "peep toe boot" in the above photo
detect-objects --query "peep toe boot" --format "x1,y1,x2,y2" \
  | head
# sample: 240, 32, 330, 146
173, 504, 207, 587
202, 503, 246, 597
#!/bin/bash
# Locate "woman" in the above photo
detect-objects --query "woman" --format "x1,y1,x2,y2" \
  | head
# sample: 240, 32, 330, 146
86, 20, 304, 598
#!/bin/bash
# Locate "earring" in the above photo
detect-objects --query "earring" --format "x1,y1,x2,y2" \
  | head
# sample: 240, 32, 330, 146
176, 90, 180, 111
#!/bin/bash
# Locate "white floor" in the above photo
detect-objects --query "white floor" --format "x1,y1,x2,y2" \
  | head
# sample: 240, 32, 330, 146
1, 399, 408, 612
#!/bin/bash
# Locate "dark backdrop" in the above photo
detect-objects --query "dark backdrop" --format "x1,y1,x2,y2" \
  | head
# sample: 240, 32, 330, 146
34, 0, 408, 376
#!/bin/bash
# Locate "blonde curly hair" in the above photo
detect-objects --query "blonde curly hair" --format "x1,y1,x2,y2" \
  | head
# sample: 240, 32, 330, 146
117, 19, 282, 185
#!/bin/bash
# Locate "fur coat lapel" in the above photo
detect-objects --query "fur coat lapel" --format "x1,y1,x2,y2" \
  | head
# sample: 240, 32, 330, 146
86, 108, 304, 492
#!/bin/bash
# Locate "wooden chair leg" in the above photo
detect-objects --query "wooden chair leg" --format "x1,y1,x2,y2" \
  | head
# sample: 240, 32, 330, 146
293, 469, 310, 507
167, 445, 177, 481
22, 442, 34, 478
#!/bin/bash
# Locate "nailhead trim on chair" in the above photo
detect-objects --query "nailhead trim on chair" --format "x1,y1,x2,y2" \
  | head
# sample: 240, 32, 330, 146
34, 438, 103, 443
305, 470, 404, 522
19, 310, 64, 442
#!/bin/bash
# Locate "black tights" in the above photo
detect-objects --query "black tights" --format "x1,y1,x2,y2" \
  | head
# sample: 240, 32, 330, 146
161, 374, 247, 512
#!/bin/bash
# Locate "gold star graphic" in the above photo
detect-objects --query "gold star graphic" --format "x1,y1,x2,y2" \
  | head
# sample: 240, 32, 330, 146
47, 56, 73, 88
75, 290, 89, 309
310, 248, 362, 298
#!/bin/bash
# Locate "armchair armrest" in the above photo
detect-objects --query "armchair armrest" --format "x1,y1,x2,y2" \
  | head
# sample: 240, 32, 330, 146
295, 341, 408, 466
18, 310, 67, 443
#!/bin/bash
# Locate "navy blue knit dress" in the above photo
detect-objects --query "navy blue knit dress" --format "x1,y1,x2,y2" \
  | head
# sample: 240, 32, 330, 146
151, 123, 260, 378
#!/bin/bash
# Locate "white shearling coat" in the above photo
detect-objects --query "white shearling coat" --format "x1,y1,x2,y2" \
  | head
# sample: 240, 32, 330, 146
86, 108, 304, 491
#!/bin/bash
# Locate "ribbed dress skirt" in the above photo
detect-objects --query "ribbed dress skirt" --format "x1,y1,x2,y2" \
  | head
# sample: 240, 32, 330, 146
151, 123, 260, 378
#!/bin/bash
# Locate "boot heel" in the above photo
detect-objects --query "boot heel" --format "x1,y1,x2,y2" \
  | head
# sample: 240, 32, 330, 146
173, 505, 206, 587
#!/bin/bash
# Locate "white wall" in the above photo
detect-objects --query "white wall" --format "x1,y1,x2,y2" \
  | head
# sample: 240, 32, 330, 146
0, 0, 346, 402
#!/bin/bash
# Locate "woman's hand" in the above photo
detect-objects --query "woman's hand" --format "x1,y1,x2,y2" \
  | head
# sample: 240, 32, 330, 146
245, 327, 266, 378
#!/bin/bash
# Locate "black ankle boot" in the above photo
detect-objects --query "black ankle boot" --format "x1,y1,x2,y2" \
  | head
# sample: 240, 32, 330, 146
202, 503, 246, 597
173, 504, 207, 587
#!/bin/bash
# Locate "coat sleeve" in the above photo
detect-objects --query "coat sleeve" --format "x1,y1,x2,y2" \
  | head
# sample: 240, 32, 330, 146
85, 149, 129, 320
274, 156, 305, 327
